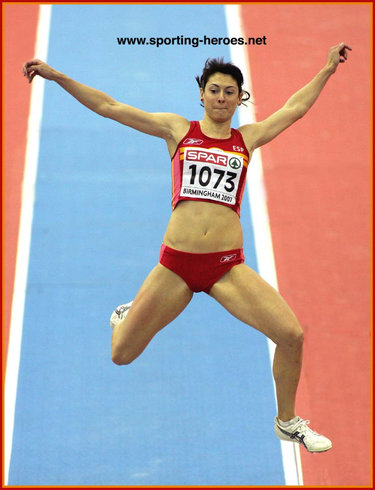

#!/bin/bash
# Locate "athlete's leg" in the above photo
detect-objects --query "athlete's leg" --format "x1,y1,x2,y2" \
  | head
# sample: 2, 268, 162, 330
208, 263, 303, 421
111, 264, 193, 365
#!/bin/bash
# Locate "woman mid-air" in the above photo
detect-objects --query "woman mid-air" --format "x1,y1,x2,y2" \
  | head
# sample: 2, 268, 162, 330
23, 41, 351, 453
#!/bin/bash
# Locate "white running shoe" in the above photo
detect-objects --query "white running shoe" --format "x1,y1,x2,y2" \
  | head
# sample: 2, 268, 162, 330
109, 301, 133, 329
274, 416, 332, 453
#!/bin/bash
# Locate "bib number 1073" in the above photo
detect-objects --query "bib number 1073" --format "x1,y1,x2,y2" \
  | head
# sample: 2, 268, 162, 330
188, 164, 237, 192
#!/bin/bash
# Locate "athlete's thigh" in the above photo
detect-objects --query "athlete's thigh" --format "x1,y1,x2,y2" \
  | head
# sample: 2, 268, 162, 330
209, 263, 301, 344
113, 263, 193, 351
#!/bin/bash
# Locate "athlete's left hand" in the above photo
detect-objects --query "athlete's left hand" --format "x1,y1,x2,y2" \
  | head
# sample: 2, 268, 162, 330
326, 42, 352, 73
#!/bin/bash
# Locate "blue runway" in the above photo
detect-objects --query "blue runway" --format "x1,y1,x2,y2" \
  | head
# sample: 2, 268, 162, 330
8, 5, 284, 485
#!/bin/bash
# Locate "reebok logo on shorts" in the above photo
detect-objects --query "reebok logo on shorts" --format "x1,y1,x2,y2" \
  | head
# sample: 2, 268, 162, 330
220, 253, 237, 263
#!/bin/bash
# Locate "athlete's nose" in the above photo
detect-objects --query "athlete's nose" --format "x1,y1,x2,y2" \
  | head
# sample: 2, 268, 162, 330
217, 91, 226, 102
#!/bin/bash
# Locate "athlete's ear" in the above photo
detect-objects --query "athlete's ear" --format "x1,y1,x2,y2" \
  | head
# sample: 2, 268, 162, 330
200, 88, 205, 107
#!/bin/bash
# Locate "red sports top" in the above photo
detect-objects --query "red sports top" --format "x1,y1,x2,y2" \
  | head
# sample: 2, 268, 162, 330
171, 121, 250, 216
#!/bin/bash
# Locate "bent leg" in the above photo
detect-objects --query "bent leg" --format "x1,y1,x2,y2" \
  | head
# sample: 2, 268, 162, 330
111, 264, 193, 365
209, 264, 304, 421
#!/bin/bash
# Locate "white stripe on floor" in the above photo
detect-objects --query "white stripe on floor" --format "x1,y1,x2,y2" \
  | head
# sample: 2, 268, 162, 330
4, 5, 52, 484
225, 4, 303, 485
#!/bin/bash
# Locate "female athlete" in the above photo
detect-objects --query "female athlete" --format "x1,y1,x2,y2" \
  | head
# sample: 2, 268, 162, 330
23, 42, 351, 453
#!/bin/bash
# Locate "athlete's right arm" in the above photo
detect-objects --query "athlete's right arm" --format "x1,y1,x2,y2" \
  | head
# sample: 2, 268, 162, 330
22, 59, 187, 140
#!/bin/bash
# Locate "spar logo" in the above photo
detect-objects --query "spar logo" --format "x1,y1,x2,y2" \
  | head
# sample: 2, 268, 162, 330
185, 148, 229, 167
229, 157, 241, 169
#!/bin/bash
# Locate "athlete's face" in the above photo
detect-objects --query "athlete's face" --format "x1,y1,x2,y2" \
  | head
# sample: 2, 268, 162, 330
201, 73, 242, 121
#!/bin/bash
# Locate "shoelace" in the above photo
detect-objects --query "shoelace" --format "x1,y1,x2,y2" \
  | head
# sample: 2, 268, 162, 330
293, 419, 320, 436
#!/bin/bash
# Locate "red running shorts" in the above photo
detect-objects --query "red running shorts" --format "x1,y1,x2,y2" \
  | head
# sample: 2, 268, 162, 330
159, 244, 245, 294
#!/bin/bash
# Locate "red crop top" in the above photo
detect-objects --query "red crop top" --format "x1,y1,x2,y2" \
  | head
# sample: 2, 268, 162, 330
171, 121, 250, 216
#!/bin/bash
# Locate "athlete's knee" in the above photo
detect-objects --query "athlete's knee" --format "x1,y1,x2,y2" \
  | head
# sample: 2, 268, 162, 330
111, 354, 134, 366
277, 316, 304, 350
111, 348, 130, 365
289, 327, 304, 348
111, 335, 139, 365
284, 324, 304, 350
111, 346, 137, 365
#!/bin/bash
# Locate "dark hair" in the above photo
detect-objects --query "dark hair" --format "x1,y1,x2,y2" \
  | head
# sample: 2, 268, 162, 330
195, 57, 251, 105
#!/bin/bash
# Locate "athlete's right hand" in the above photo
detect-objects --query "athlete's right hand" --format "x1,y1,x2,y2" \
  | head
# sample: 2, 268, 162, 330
22, 58, 58, 83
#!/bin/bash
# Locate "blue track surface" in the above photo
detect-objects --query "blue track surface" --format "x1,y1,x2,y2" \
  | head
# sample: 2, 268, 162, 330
9, 5, 284, 485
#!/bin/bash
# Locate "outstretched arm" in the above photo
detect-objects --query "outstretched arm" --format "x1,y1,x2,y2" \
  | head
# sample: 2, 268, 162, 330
239, 42, 352, 150
22, 59, 188, 140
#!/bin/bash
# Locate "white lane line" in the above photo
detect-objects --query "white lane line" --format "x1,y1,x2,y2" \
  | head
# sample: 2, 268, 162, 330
4, 5, 52, 485
225, 4, 303, 486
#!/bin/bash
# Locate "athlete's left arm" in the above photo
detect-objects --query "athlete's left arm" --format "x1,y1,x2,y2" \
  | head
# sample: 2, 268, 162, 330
239, 42, 351, 150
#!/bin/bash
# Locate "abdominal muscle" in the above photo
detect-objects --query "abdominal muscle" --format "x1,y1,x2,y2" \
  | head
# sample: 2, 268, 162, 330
162, 200, 244, 253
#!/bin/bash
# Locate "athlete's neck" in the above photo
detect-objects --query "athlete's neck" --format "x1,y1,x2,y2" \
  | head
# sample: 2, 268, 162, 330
199, 117, 232, 139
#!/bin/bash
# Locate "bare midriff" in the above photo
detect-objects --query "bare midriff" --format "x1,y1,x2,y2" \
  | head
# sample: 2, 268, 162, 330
162, 200, 243, 253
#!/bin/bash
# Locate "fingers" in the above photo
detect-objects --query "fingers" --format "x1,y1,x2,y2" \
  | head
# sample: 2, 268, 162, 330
332, 42, 352, 53
22, 58, 40, 73
22, 58, 42, 83
339, 43, 352, 63
23, 66, 37, 83
338, 42, 352, 50
332, 42, 352, 64
28, 71, 38, 84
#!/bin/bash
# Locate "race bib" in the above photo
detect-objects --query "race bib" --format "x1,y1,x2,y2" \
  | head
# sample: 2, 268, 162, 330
181, 147, 243, 205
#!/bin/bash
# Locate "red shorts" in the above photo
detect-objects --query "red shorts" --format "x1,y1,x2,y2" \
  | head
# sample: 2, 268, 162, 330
159, 244, 245, 294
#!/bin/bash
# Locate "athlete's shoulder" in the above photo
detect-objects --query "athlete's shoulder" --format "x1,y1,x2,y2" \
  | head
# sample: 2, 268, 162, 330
165, 115, 191, 144
237, 123, 258, 152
